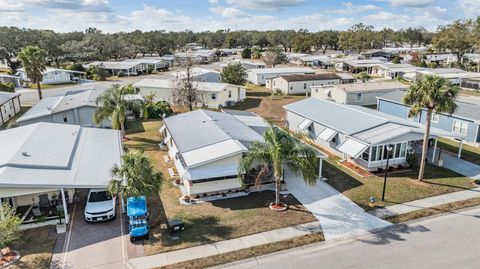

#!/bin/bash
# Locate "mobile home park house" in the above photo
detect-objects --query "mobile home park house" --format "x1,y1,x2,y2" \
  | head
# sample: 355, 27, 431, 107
220, 59, 266, 71
377, 90, 480, 146
247, 67, 315, 85
284, 98, 454, 171
370, 63, 419, 78
85, 61, 144, 76
0, 122, 122, 225
161, 110, 269, 197
169, 67, 221, 83
133, 78, 246, 109
0, 92, 21, 126
416, 68, 480, 85
0, 74, 22, 87
16, 88, 111, 127
267, 73, 342, 94
311, 81, 408, 106
17, 68, 85, 85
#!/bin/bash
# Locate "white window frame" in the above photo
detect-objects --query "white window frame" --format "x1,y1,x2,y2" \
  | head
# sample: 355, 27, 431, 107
431, 113, 439, 123
211, 93, 217, 100
452, 120, 468, 135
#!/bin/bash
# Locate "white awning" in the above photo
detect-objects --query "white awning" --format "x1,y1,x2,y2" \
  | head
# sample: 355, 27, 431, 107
317, 128, 337, 142
159, 125, 166, 133
297, 119, 313, 130
337, 138, 369, 159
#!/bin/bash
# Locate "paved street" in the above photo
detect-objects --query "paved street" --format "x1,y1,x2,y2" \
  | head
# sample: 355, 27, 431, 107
285, 169, 391, 240
218, 206, 480, 269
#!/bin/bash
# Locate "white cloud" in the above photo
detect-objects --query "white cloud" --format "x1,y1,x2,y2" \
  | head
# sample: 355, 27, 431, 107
458, 0, 480, 18
334, 2, 380, 14
209, 6, 246, 17
388, 0, 435, 7
0, 0, 25, 12
208, 0, 219, 4
225, 0, 305, 10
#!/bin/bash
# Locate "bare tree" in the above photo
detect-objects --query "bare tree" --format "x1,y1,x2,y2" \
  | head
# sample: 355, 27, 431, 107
172, 52, 200, 111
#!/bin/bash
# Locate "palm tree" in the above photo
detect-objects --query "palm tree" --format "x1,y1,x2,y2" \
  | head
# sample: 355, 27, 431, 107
107, 150, 163, 198
94, 84, 128, 136
17, 46, 47, 100
403, 75, 459, 180
239, 126, 319, 208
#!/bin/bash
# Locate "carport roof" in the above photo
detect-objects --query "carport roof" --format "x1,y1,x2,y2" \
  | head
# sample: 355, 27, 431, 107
0, 122, 123, 189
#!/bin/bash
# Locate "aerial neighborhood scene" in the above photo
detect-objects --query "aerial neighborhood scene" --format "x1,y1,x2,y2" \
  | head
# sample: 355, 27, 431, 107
1, 0, 480, 268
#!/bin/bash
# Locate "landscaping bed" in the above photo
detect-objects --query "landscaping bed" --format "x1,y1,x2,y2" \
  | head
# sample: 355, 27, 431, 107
124, 120, 317, 256
7, 226, 56, 269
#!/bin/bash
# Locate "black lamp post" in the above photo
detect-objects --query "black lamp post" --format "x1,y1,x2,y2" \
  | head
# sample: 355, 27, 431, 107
381, 144, 394, 201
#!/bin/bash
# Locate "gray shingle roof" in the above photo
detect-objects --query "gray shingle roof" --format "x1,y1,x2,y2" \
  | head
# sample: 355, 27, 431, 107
378, 90, 480, 121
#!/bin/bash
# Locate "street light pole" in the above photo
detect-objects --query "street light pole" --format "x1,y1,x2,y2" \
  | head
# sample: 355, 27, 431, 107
382, 144, 393, 202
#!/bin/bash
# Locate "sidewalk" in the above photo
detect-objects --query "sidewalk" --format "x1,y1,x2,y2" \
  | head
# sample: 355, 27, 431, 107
370, 187, 480, 219
128, 221, 322, 269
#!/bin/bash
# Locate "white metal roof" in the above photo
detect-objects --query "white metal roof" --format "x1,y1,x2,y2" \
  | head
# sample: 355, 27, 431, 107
337, 138, 369, 159
17, 88, 104, 122
181, 139, 247, 168
248, 67, 315, 75
0, 92, 19, 105
132, 78, 230, 92
0, 122, 122, 189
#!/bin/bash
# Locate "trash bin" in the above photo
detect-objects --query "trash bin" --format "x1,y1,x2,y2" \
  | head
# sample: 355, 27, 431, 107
167, 218, 185, 235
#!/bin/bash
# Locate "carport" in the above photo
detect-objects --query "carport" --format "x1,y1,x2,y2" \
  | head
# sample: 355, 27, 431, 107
0, 123, 123, 225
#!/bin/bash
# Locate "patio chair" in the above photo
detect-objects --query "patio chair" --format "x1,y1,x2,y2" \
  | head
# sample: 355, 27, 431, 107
38, 194, 50, 215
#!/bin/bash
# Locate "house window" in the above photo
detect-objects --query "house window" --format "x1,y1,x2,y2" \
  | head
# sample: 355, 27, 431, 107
303, 83, 307, 89
431, 113, 439, 123
63, 115, 68, 123
371, 145, 384, 161
452, 120, 468, 135
290, 86, 293, 90
355, 93, 362, 101
228, 91, 232, 98
362, 149, 370, 161
211, 93, 216, 100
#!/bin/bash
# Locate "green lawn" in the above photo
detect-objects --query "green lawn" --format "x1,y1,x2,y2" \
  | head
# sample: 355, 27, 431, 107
123, 120, 317, 255
8, 226, 57, 269
437, 138, 480, 166
323, 156, 476, 210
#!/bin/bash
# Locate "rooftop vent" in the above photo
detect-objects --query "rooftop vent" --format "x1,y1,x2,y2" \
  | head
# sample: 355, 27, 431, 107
21, 152, 30, 157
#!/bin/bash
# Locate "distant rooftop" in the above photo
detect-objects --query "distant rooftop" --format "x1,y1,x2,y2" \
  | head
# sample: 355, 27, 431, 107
248, 67, 315, 75
378, 90, 480, 121
279, 73, 341, 82
312, 81, 407, 93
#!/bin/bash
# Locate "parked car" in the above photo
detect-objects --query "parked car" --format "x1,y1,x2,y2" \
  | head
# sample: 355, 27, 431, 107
84, 189, 116, 222
127, 196, 149, 242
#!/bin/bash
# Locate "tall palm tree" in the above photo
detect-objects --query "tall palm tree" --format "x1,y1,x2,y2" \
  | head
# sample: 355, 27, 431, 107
108, 150, 163, 198
404, 75, 459, 180
94, 84, 128, 136
17, 46, 47, 100
239, 126, 319, 208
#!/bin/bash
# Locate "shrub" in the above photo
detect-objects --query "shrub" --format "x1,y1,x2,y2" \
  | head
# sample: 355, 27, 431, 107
406, 153, 418, 169
241, 48, 251, 59
0, 203, 22, 249
65, 63, 85, 72
117, 71, 125, 77
145, 101, 173, 119
0, 82, 15, 92
147, 65, 154, 74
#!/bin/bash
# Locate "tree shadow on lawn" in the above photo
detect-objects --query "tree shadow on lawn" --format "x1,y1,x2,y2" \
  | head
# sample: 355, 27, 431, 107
210, 191, 309, 213
322, 161, 364, 193
231, 98, 262, 111
246, 91, 270, 97
359, 223, 431, 245
387, 165, 464, 181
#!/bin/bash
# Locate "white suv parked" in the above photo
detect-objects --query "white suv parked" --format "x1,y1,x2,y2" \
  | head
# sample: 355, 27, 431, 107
84, 189, 116, 222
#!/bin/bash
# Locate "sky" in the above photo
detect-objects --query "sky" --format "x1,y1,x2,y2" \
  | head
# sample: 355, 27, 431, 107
0, 0, 478, 33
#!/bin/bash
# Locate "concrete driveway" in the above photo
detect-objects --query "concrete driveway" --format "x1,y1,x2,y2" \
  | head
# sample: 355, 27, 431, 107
434, 149, 480, 179
57, 190, 132, 269
285, 169, 391, 240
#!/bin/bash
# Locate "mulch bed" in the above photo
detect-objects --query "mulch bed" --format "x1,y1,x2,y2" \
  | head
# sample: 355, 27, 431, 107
339, 161, 372, 177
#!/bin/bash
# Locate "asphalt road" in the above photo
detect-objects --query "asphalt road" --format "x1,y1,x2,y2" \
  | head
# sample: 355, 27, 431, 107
218, 206, 480, 269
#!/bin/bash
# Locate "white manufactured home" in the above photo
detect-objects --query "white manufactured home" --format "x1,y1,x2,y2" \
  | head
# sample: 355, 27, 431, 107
133, 78, 246, 109
17, 68, 85, 85
310, 81, 408, 106
0, 122, 123, 226
0, 92, 21, 126
247, 67, 315, 85
267, 73, 342, 94
16, 88, 111, 127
